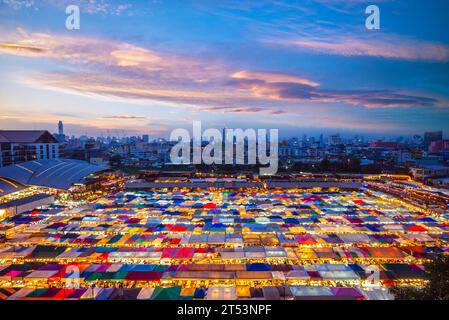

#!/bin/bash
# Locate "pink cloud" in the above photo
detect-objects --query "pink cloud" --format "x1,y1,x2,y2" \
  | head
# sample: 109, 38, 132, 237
0, 28, 443, 113
231, 70, 319, 87
274, 35, 449, 62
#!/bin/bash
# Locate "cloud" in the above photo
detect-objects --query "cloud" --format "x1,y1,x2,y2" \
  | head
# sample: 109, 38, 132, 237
272, 35, 449, 62
229, 72, 440, 108
231, 70, 319, 87
1, 0, 35, 10
321, 89, 439, 109
101, 115, 147, 120
2, 0, 133, 15
0, 42, 46, 54
0, 28, 443, 114
199, 105, 288, 115
193, 0, 449, 63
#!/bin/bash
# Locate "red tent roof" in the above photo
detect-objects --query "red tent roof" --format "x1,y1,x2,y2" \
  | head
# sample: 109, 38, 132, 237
170, 225, 187, 232
406, 225, 427, 232
204, 203, 217, 209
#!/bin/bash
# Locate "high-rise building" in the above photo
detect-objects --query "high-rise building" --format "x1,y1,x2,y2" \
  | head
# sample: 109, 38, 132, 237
424, 131, 442, 150
0, 130, 59, 167
142, 134, 150, 143
319, 134, 324, 147
328, 134, 341, 146
54, 121, 66, 143
58, 121, 64, 135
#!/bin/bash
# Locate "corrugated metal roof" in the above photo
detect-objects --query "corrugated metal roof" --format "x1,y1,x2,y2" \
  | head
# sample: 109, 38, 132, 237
0, 159, 108, 190
0, 177, 26, 196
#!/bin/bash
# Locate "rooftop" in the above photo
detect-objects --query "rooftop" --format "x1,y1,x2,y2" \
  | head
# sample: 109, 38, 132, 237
0, 130, 58, 144
0, 193, 53, 209
0, 159, 109, 191
413, 165, 449, 170
0, 177, 26, 197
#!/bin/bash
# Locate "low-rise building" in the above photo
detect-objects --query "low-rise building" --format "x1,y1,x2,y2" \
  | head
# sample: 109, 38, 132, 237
410, 165, 449, 181
0, 193, 55, 217
0, 130, 59, 167
430, 177, 449, 188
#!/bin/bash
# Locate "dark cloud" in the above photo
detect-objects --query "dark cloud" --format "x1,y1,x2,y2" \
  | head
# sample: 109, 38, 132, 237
101, 115, 147, 120
230, 76, 440, 109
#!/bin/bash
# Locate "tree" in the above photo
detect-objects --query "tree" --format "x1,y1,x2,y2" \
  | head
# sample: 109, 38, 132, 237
109, 155, 122, 167
347, 156, 361, 172
320, 158, 331, 172
391, 254, 449, 300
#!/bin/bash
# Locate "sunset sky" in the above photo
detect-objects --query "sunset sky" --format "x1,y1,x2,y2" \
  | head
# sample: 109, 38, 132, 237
1, 0, 448, 138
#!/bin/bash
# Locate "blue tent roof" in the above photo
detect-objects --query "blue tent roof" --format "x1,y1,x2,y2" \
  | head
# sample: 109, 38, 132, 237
366, 225, 381, 232
284, 218, 299, 225
246, 263, 270, 271
194, 288, 207, 299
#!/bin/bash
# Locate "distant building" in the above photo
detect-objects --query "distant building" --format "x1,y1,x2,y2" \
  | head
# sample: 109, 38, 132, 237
431, 177, 449, 188
58, 121, 64, 135
54, 121, 66, 143
89, 157, 109, 166
395, 149, 413, 165
0, 130, 59, 167
428, 139, 449, 154
53, 134, 66, 143
279, 144, 301, 159
328, 134, 341, 146
369, 140, 399, 149
142, 134, 150, 143
410, 165, 449, 181
424, 131, 442, 150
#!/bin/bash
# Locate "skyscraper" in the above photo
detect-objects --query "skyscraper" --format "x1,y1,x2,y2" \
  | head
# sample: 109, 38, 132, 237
58, 121, 64, 135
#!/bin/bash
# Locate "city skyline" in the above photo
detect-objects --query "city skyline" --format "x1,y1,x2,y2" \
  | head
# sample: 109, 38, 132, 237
1, 0, 449, 138
38, 120, 447, 142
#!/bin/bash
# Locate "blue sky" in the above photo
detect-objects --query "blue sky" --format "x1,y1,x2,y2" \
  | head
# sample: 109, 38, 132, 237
0, 0, 448, 138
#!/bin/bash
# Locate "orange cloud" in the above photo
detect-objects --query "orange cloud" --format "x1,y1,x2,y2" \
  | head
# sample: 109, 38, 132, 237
0, 28, 442, 113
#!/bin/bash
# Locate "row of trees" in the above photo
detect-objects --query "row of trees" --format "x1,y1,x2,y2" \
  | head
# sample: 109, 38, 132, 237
391, 254, 449, 300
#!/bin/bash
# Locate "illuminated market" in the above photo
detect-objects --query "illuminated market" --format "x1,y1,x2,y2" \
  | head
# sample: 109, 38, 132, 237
1, 169, 448, 300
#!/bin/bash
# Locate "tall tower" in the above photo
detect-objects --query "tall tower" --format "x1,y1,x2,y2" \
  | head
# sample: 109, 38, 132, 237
58, 121, 64, 135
